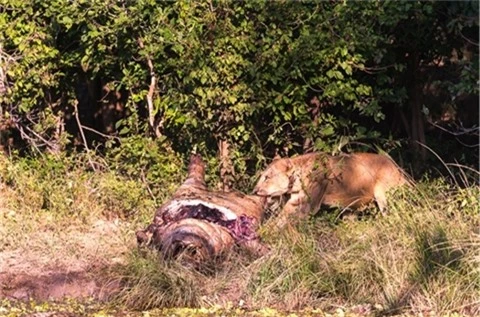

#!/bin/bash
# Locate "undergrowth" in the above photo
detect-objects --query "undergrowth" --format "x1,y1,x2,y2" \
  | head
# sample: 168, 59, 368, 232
115, 172, 479, 316
113, 251, 204, 309
0, 143, 184, 254
0, 148, 478, 316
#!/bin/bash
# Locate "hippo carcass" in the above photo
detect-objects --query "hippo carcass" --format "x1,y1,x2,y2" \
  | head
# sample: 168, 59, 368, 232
136, 154, 267, 266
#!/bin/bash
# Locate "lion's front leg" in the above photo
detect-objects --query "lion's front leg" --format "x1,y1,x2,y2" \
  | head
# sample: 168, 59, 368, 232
273, 176, 328, 229
274, 192, 311, 229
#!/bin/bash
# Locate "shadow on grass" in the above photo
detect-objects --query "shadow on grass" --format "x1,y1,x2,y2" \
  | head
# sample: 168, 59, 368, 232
381, 225, 465, 316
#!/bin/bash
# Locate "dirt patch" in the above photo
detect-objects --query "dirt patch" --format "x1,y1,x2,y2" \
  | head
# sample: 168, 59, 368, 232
0, 271, 117, 300
0, 213, 132, 301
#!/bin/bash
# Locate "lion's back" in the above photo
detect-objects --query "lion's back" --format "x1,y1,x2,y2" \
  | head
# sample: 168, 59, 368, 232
321, 153, 406, 208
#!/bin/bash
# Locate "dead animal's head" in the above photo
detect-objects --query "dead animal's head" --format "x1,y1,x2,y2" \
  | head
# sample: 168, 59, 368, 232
159, 218, 234, 266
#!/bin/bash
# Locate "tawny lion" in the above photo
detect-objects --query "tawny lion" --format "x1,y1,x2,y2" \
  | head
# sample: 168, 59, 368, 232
253, 152, 409, 225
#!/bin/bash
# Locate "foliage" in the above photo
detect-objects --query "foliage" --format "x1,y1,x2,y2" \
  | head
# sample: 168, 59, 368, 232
105, 135, 184, 201
0, 147, 181, 220
0, 1, 477, 172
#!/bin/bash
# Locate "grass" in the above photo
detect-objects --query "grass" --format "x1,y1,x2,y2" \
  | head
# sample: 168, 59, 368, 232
113, 251, 205, 309
0, 151, 478, 316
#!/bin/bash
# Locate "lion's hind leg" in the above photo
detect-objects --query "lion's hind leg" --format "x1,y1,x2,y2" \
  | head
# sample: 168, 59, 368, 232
373, 184, 388, 213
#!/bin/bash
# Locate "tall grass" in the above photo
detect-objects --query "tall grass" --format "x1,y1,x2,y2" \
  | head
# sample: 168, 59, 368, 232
113, 251, 205, 310
116, 170, 479, 316
0, 151, 478, 316
0, 150, 183, 259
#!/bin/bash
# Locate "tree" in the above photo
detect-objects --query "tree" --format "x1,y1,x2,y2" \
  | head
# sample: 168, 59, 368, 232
0, 0, 477, 175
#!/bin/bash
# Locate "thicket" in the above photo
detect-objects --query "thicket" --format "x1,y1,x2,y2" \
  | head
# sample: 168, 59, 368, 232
0, 0, 478, 180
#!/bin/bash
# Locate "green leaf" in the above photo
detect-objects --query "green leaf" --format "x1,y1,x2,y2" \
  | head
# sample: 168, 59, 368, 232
119, 127, 130, 135
320, 125, 334, 136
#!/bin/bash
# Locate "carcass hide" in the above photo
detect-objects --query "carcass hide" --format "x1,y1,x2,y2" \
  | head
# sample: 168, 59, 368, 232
136, 154, 267, 266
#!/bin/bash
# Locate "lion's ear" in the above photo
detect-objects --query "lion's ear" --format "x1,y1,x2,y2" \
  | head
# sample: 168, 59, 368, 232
273, 152, 282, 161
285, 159, 293, 171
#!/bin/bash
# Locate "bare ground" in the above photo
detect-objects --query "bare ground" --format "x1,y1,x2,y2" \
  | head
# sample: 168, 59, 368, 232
0, 211, 132, 301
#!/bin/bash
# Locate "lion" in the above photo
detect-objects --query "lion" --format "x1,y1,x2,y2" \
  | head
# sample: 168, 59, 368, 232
253, 152, 409, 226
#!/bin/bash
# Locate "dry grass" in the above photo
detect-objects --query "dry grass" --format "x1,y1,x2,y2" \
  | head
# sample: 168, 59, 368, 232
0, 152, 478, 316
117, 176, 479, 316
0, 153, 163, 301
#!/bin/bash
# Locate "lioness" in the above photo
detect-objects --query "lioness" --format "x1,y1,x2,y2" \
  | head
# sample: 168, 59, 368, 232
253, 152, 409, 225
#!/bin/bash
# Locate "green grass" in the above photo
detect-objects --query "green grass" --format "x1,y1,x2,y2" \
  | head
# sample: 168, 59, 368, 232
0, 152, 478, 316
113, 251, 204, 310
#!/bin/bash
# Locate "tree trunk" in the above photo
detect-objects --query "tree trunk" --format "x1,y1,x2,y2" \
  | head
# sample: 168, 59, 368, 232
408, 51, 427, 166
136, 154, 267, 267
218, 139, 234, 192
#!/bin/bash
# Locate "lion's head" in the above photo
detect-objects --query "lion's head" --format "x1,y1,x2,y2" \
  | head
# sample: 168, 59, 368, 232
253, 158, 293, 197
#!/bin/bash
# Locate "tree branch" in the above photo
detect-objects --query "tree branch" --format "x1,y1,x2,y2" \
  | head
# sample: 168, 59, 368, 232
74, 100, 97, 171
138, 38, 162, 138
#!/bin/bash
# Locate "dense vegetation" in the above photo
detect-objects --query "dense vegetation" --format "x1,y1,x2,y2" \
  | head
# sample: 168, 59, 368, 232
0, 0, 478, 175
0, 1, 478, 316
